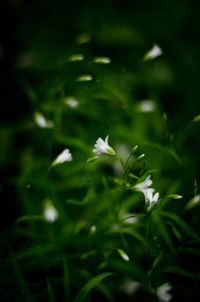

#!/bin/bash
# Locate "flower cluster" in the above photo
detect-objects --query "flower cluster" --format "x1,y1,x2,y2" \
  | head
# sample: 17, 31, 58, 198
135, 175, 159, 210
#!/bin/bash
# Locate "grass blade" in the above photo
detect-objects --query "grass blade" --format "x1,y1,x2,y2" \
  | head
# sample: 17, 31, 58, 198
47, 278, 56, 302
73, 272, 114, 302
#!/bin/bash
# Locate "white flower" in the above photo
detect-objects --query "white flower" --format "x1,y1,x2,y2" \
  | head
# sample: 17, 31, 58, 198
144, 44, 163, 61
135, 175, 153, 191
144, 189, 159, 210
121, 280, 141, 296
157, 283, 172, 302
135, 176, 159, 210
44, 205, 58, 223
93, 136, 116, 156
138, 100, 155, 112
34, 112, 54, 128
43, 199, 58, 223
52, 149, 72, 167
65, 97, 78, 108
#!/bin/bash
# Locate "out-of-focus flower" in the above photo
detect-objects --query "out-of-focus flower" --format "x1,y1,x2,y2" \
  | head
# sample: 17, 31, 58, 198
34, 112, 54, 128
93, 136, 116, 156
122, 212, 139, 224
138, 100, 155, 112
43, 200, 58, 223
52, 149, 72, 167
186, 194, 200, 210
135, 175, 153, 191
157, 283, 172, 302
121, 280, 141, 296
65, 97, 78, 108
144, 44, 163, 61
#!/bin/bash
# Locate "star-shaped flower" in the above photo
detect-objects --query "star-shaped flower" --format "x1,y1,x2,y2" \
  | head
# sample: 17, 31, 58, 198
93, 136, 116, 157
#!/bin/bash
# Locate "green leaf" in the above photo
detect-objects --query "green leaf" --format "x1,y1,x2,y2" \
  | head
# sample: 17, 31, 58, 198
159, 266, 196, 278
66, 199, 88, 206
193, 115, 200, 122
47, 278, 56, 302
194, 178, 198, 196
63, 258, 70, 301
159, 211, 198, 239
96, 284, 115, 302
73, 272, 114, 302
106, 228, 147, 248
152, 213, 174, 251
10, 249, 35, 302
16, 215, 44, 223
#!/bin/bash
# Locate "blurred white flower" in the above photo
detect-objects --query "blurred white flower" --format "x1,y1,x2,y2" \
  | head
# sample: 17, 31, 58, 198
186, 194, 200, 210
93, 136, 116, 156
144, 44, 163, 61
135, 175, 153, 191
34, 112, 54, 128
138, 100, 155, 112
122, 213, 139, 224
157, 283, 172, 302
52, 149, 72, 167
65, 97, 78, 108
44, 202, 58, 223
90, 225, 97, 234
121, 280, 141, 296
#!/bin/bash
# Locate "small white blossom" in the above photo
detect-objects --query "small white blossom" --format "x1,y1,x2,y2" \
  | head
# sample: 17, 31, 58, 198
65, 97, 78, 108
34, 112, 54, 128
138, 100, 155, 112
144, 44, 163, 61
52, 149, 72, 167
191, 194, 200, 204
135, 176, 159, 210
44, 203, 58, 223
121, 280, 141, 296
135, 175, 153, 191
157, 283, 172, 302
144, 189, 159, 210
93, 136, 116, 156
90, 225, 96, 234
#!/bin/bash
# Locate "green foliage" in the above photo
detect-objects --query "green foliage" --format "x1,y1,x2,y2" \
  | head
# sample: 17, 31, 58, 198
1, 1, 200, 301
